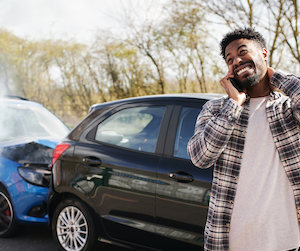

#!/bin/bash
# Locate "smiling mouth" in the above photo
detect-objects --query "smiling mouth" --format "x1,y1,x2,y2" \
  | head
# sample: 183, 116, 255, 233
237, 66, 251, 76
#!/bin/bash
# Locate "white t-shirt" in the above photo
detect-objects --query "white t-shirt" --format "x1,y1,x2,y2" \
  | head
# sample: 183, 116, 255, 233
229, 96, 300, 251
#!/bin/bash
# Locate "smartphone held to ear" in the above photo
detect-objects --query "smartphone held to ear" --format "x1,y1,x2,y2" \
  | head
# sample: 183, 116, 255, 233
229, 78, 243, 92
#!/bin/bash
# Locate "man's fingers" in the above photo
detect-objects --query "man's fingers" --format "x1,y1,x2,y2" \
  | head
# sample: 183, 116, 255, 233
227, 65, 235, 77
267, 67, 275, 80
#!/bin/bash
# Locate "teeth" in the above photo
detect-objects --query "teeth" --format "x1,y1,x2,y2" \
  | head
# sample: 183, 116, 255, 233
237, 66, 250, 76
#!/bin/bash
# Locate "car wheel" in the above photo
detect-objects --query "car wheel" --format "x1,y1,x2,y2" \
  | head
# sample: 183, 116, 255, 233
52, 197, 97, 251
0, 190, 19, 237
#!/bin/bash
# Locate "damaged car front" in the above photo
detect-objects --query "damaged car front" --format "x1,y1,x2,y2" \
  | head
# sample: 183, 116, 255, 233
0, 97, 69, 237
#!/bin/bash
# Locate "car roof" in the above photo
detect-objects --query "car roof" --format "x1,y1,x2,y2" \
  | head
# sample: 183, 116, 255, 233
0, 97, 43, 107
89, 93, 225, 112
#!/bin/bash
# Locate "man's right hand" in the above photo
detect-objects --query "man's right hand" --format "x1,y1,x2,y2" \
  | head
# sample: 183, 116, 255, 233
220, 66, 246, 106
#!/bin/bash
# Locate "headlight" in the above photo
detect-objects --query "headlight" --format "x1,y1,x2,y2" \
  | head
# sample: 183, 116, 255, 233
18, 166, 51, 187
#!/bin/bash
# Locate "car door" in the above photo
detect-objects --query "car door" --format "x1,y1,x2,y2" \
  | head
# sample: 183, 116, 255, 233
73, 101, 173, 248
156, 101, 213, 251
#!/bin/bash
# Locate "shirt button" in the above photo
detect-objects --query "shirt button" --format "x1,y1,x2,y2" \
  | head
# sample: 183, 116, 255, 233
242, 131, 246, 135
238, 155, 242, 158
226, 223, 230, 227
235, 177, 238, 181
229, 200, 233, 204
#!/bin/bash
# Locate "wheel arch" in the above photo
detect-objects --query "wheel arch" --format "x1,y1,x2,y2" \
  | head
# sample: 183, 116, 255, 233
48, 192, 105, 238
0, 182, 11, 198
0, 181, 20, 237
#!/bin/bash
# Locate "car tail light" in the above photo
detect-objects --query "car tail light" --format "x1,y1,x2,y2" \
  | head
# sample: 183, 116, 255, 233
52, 143, 70, 165
18, 166, 51, 187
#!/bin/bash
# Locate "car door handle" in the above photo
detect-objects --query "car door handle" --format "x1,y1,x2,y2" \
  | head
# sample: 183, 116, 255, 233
82, 157, 102, 166
169, 171, 194, 183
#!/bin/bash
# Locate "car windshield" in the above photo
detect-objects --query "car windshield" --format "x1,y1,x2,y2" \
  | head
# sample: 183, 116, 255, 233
0, 104, 69, 142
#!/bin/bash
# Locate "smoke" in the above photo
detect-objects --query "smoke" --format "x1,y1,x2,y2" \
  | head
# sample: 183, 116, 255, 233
0, 83, 6, 156
1, 142, 53, 165
0, 60, 17, 97
0, 77, 17, 156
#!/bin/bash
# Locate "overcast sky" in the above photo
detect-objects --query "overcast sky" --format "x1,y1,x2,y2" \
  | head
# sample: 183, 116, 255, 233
0, 0, 166, 43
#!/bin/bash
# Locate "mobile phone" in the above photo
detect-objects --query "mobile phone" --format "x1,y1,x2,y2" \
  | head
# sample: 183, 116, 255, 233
229, 78, 243, 92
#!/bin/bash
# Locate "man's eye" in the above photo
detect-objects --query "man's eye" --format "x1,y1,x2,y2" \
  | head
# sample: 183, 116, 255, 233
240, 50, 247, 55
227, 58, 233, 64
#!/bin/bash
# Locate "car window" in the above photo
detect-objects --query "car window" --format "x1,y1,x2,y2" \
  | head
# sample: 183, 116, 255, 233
173, 107, 201, 159
95, 106, 166, 153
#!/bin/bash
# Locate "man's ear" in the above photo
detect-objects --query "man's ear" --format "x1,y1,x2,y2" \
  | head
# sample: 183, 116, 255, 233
262, 48, 268, 62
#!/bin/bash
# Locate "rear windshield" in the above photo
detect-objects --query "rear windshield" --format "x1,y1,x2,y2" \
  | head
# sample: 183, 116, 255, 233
0, 105, 69, 142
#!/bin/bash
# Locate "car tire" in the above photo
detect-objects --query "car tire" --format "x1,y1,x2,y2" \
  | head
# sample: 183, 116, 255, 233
0, 190, 19, 238
52, 197, 97, 251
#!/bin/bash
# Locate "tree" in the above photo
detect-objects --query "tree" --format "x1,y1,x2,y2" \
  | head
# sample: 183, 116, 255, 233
277, 0, 300, 64
204, 0, 263, 29
115, 0, 168, 94
161, 0, 209, 93
203, 0, 300, 71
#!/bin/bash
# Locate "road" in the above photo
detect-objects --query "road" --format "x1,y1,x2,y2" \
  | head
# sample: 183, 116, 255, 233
1, 224, 132, 251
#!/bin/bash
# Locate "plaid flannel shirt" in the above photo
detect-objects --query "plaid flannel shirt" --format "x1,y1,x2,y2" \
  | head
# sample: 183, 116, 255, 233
188, 71, 300, 251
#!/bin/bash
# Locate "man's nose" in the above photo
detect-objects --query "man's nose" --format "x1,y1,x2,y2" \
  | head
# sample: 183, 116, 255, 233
233, 57, 242, 67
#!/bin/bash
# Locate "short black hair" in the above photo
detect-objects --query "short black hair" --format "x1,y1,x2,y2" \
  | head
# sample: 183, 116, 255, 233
220, 27, 267, 60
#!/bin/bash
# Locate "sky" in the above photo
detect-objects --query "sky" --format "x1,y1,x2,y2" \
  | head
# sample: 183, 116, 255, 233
0, 0, 167, 44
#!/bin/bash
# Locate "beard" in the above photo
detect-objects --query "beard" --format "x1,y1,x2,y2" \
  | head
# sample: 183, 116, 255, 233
234, 60, 265, 90
239, 73, 260, 89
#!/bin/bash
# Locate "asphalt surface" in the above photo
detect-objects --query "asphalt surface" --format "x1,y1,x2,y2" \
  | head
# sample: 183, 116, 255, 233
0, 224, 132, 251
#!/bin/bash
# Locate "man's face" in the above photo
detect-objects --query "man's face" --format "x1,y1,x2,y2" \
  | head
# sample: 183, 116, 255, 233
224, 38, 268, 89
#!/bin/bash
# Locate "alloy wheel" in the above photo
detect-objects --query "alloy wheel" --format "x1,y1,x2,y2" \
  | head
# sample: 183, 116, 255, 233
0, 192, 13, 235
56, 206, 88, 251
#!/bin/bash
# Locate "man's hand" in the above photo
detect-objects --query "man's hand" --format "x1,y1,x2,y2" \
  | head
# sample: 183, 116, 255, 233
267, 67, 278, 91
267, 67, 275, 80
220, 66, 246, 106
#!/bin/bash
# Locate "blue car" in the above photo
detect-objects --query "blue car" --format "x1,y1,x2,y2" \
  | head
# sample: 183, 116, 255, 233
0, 96, 70, 237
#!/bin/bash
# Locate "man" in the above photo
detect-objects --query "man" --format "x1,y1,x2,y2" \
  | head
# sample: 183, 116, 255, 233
188, 27, 300, 251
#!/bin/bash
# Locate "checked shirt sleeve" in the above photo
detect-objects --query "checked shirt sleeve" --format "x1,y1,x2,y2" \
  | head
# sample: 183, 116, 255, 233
271, 71, 300, 124
187, 98, 243, 169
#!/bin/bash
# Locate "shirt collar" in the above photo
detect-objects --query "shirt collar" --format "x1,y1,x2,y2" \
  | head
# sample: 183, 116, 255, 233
245, 91, 280, 102
269, 91, 280, 100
